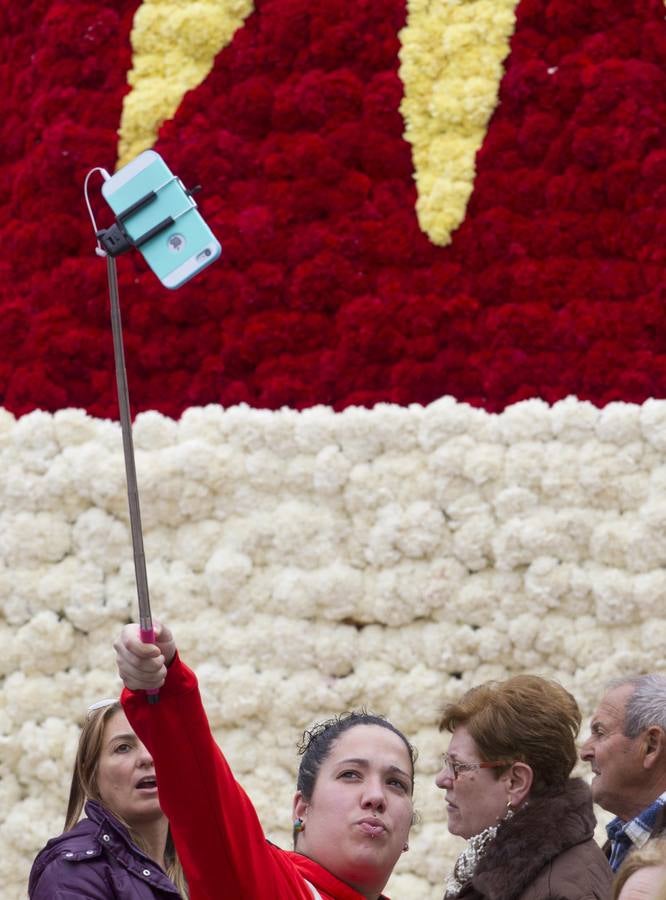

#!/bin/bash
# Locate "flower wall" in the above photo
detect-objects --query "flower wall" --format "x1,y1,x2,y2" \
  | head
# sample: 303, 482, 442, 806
2, 399, 666, 897
2, 1, 666, 898
2, 0, 666, 415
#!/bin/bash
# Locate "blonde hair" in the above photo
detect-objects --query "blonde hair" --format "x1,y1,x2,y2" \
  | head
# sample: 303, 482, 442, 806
65, 701, 188, 897
613, 839, 666, 899
440, 675, 581, 796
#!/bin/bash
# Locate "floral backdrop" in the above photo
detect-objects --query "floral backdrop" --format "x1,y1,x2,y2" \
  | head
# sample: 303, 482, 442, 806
1, 1, 666, 898
2, 0, 666, 414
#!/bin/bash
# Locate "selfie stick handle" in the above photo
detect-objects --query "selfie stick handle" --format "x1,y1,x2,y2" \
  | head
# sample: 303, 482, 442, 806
106, 255, 159, 704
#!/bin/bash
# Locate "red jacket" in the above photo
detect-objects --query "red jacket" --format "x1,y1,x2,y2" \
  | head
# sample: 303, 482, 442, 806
122, 655, 389, 900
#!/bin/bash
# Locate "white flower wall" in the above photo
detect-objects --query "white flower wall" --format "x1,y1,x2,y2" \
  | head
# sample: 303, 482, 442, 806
2, 397, 666, 898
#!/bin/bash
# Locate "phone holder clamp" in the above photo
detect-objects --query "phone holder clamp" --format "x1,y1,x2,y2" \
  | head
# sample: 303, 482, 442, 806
96, 180, 202, 258
96, 186, 180, 257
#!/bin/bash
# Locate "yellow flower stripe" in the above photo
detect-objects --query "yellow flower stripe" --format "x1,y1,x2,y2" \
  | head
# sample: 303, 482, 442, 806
399, 0, 520, 245
118, 0, 518, 246
117, 0, 254, 167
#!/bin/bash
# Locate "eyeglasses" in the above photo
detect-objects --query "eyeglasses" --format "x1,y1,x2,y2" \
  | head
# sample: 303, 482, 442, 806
439, 752, 513, 780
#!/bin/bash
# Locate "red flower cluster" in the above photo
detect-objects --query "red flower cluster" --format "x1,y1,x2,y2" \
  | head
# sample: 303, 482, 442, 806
1, 0, 666, 417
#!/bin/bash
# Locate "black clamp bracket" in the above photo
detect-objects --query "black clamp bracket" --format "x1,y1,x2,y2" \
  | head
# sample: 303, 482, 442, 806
96, 181, 202, 258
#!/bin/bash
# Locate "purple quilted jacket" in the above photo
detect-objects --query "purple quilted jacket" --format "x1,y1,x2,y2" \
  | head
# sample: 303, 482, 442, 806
28, 800, 183, 899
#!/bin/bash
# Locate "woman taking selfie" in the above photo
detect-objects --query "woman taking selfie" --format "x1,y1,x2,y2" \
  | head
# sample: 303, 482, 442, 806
115, 621, 415, 900
29, 698, 187, 899
436, 675, 612, 900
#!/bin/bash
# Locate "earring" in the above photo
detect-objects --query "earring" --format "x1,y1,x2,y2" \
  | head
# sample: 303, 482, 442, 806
505, 799, 514, 821
403, 842, 409, 852
294, 817, 305, 833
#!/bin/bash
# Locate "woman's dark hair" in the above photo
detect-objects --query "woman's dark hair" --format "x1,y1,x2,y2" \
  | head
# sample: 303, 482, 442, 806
295, 709, 415, 820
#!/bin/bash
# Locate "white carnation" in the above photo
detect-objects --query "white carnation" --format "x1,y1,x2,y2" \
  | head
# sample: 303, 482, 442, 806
0, 511, 71, 566
244, 447, 287, 490
198, 662, 274, 727
551, 396, 599, 442
591, 567, 636, 625
0, 621, 21, 676
418, 396, 492, 452
0, 565, 44, 626
503, 442, 546, 490
270, 501, 345, 566
429, 435, 476, 479
596, 402, 642, 444
14, 611, 77, 675
313, 445, 351, 495
132, 410, 178, 448
9, 410, 58, 473
640, 398, 666, 451
330, 406, 384, 463
365, 501, 449, 565
539, 443, 584, 505
72, 508, 130, 570
367, 403, 421, 452
203, 547, 253, 605
524, 557, 571, 609
452, 513, 494, 571
493, 486, 538, 520
496, 398, 552, 442
461, 442, 503, 486
633, 571, 666, 619
282, 453, 317, 493
15, 717, 79, 786
293, 405, 338, 453
144, 558, 207, 620
223, 406, 282, 452
178, 404, 227, 444
640, 617, 666, 654
507, 612, 541, 651
52, 407, 108, 446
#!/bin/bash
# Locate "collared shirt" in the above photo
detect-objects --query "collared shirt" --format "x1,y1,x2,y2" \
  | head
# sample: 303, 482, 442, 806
606, 790, 666, 871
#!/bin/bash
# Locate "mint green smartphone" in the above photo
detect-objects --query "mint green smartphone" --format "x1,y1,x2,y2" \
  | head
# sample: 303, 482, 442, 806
101, 150, 221, 289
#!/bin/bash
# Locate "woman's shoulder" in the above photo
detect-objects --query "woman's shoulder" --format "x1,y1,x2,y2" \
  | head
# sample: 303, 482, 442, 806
29, 807, 181, 899
525, 837, 613, 900
28, 817, 111, 898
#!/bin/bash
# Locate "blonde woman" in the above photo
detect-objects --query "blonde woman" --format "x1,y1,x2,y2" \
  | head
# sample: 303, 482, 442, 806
29, 699, 187, 899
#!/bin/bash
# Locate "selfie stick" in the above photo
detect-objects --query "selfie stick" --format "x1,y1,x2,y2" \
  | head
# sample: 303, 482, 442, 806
105, 255, 160, 703
87, 166, 209, 705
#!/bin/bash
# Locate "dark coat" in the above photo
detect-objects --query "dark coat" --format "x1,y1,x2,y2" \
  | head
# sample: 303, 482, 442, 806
451, 779, 613, 900
28, 800, 183, 899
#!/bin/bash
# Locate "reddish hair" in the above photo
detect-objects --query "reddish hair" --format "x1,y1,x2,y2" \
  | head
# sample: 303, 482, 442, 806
440, 675, 581, 796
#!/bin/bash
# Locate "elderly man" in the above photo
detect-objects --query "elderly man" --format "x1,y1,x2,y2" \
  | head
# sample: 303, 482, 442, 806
580, 674, 666, 873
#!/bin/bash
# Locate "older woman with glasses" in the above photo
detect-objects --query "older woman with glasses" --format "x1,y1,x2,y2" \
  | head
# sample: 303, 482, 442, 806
435, 675, 613, 900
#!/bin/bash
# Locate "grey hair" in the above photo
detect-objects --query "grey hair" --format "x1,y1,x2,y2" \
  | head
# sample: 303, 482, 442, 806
606, 674, 666, 737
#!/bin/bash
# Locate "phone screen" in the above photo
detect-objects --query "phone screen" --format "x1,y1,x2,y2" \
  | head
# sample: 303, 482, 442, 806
101, 150, 221, 289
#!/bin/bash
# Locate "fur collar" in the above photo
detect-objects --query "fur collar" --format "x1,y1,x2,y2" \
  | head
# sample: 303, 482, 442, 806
457, 778, 597, 900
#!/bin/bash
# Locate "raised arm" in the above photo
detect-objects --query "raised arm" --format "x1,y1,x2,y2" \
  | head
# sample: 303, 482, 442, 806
116, 624, 308, 900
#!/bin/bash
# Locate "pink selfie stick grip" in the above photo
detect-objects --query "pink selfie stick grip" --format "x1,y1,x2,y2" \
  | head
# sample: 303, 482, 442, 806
140, 627, 160, 703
